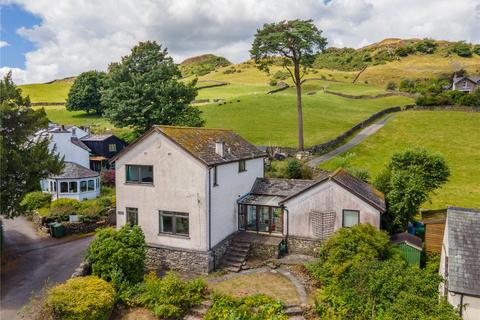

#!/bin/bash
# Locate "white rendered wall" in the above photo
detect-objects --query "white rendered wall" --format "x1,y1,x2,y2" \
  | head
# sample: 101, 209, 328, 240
50, 132, 90, 168
284, 180, 381, 239
209, 158, 264, 247
115, 133, 209, 251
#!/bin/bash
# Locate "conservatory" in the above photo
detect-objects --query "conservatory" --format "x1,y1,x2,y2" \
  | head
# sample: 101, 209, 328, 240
41, 162, 101, 201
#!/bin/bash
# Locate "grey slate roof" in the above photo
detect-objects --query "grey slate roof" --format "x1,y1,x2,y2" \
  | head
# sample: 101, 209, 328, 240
81, 134, 114, 141
250, 178, 318, 197
50, 162, 99, 179
112, 126, 266, 166
331, 169, 386, 212
391, 232, 423, 251
70, 137, 91, 152
447, 207, 480, 296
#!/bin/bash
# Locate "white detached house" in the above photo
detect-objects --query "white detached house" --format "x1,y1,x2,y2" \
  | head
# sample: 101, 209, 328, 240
113, 126, 386, 273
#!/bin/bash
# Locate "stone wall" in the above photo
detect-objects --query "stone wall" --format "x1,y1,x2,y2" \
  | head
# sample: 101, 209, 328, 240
145, 244, 213, 274
250, 242, 279, 259
63, 220, 109, 234
287, 236, 322, 256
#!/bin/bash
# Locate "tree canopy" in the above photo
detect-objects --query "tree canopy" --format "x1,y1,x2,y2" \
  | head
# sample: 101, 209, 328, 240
0, 71, 64, 218
375, 148, 450, 231
250, 19, 327, 150
102, 41, 202, 134
66, 70, 106, 115
307, 224, 460, 319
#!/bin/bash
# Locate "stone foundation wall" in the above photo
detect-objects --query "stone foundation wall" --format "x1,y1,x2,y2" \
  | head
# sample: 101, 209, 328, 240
250, 242, 279, 259
211, 237, 232, 269
287, 237, 322, 256
145, 245, 213, 274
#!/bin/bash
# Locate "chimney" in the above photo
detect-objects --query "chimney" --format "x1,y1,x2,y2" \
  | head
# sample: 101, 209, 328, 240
215, 140, 225, 157
71, 128, 76, 137
61, 125, 65, 131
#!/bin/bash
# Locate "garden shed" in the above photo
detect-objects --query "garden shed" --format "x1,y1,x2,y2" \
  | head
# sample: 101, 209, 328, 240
390, 232, 423, 266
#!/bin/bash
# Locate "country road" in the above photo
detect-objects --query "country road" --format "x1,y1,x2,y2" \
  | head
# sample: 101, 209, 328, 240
1, 217, 93, 319
307, 114, 395, 168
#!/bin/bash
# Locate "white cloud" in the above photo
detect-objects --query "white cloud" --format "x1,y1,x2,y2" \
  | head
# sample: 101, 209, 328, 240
2, 0, 479, 84
0, 40, 9, 48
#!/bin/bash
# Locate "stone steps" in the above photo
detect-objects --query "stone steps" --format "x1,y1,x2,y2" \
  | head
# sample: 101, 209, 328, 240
220, 240, 252, 272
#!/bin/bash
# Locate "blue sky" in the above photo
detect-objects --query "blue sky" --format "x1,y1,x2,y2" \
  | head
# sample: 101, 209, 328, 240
0, 4, 41, 68
1, 0, 479, 84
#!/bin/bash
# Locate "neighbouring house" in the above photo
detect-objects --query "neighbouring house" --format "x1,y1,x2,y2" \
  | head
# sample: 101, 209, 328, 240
35, 124, 91, 168
440, 207, 480, 320
390, 232, 423, 266
40, 162, 101, 201
80, 134, 127, 171
445, 73, 480, 93
113, 126, 386, 273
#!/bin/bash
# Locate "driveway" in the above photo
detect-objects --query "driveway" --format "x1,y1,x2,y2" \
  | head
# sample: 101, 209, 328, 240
1, 217, 93, 319
307, 114, 395, 168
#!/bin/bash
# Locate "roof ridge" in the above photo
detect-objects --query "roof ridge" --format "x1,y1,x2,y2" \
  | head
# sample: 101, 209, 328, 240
155, 125, 232, 131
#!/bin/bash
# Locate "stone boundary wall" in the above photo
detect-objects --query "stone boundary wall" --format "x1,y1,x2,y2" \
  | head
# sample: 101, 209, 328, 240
197, 80, 228, 90
261, 104, 413, 156
287, 236, 322, 256
308, 105, 408, 154
414, 105, 480, 112
31, 102, 65, 106
267, 83, 290, 94
325, 90, 415, 100
250, 242, 279, 259
32, 211, 112, 236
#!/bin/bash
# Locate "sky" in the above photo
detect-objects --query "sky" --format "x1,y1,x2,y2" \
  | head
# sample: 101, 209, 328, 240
1, 0, 479, 84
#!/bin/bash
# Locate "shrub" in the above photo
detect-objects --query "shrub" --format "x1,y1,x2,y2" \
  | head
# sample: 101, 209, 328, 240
49, 198, 81, 221
205, 293, 287, 320
474, 44, 480, 55
269, 79, 278, 86
272, 70, 289, 80
386, 81, 397, 91
100, 169, 115, 187
140, 272, 207, 319
78, 199, 109, 222
458, 89, 480, 106
86, 225, 145, 284
47, 276, 115, 320
20, 191, 52, 212
415, 39, 437, 54
285, 159, 312, 179
451, 41, 472, 57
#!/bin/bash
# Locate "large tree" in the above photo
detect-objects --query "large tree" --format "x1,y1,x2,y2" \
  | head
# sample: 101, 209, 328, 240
66, 70, 106, 115
375, 148, 450, 231
250, 20, 327, 150
102, 41, 203, 134
0, 71, 64, 218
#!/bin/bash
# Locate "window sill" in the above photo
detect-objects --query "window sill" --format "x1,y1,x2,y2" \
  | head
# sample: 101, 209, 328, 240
125, 182, 155, 187
158, 233, 190, 239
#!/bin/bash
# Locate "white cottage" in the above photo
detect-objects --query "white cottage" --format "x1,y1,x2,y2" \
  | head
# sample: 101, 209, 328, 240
440, 207, 480, 320
113, 126, 385, 273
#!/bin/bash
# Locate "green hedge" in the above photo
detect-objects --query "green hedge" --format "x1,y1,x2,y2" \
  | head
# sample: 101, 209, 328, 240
48, 276, 115, 320
20, 191, 52, 212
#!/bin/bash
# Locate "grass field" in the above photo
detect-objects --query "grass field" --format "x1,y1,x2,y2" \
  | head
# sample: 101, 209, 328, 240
320, 110, 480, 209
20, 79, 73, 103
200, 90, 411, 147
358, 55, 480, 86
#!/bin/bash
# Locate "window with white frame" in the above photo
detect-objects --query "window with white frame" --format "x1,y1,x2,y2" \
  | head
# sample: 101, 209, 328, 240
88, 179, 95, 191
108, 143, 117, 152
80, 181, 87, 192
159, 211, 189, 236
342, 209, 360, 228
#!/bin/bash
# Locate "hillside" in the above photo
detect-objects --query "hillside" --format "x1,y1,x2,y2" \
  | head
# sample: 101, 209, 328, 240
179, 53, 231, 77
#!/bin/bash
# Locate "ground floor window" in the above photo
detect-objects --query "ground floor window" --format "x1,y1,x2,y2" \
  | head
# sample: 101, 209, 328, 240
159, 211, 189, 236
342, 209, 360, 228
238, 204, 283, 234
126, 207, 138, 226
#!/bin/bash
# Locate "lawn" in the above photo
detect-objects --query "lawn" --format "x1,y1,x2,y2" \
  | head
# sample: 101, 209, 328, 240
320, 110, 480, 209
20, 79, 73, 103
208, 271, 300, 305
200, 91, 412, 147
